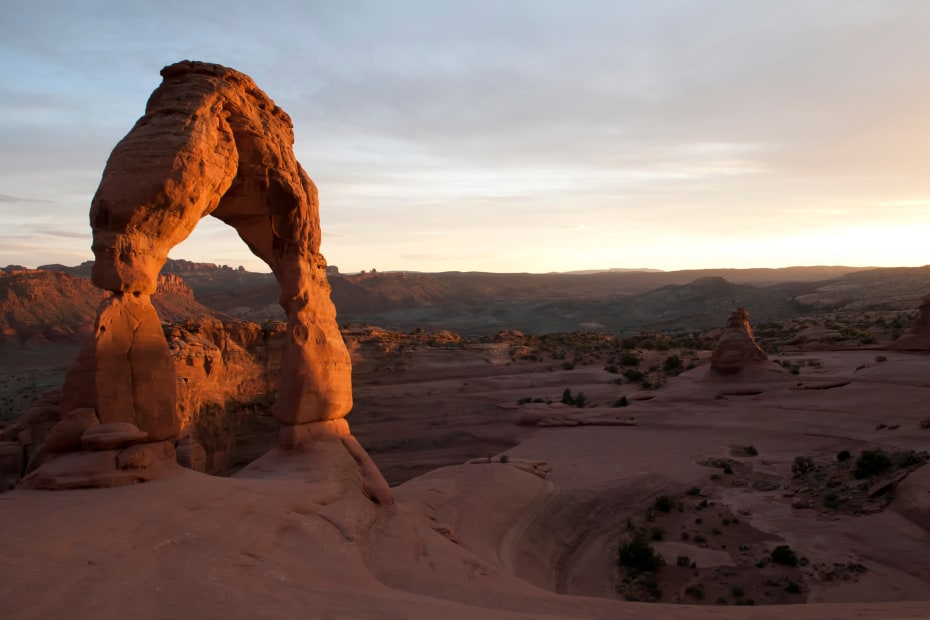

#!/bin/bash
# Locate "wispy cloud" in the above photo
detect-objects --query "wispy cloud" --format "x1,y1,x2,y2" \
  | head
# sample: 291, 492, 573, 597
0, 193, 51, 204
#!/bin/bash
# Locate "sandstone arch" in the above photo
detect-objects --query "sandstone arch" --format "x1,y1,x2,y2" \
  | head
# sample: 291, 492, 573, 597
22, 61, 389, 500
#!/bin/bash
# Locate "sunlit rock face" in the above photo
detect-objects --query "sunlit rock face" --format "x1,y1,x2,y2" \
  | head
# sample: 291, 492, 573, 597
710, 307, 768, 374
21, 61, 384, 498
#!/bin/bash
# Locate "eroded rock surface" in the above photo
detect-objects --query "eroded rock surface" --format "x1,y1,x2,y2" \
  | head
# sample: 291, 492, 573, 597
710, 307, 769, 374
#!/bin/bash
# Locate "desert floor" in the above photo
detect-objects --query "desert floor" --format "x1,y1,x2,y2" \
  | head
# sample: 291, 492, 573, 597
3, 347, 930, 618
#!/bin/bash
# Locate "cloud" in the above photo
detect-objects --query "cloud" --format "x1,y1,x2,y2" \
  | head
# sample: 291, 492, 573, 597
39, 229, 88, 239
1, 1, 929, 272
0, 193, 51, 204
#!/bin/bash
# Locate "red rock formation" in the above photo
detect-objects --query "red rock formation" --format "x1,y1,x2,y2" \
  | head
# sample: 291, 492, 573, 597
709, 308, 768, 374
23, 61, 387, 500
891, 293, 930, 350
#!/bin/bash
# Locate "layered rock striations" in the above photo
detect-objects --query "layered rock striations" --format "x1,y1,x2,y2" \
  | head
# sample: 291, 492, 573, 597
709, 307, 769, 374
20, 61, 388, 501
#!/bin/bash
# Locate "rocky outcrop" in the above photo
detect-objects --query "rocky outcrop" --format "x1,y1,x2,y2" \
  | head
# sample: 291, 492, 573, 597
24, 61, 387, 500
168, 318, 284, 473
709, 308, 768, 374
0, 270, 104, 344
891, 293, 930, 350
0, 268, 218, 344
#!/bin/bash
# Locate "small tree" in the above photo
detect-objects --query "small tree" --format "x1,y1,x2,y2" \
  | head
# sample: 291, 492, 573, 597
561, 388, 573, 405
855, 449, 892, 479
618, 535, 665, 573
771, 545, 798, 566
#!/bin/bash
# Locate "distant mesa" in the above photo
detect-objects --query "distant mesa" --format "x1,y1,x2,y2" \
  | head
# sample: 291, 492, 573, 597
709, 307, 769, 375
18, 60, 390, 502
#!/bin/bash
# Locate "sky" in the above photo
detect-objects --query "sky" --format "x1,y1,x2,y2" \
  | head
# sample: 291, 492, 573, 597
1, 0, 928, 274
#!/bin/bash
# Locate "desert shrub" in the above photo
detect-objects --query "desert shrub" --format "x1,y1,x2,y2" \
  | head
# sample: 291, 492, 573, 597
823, 492, 841, 509
650, 526, 665, 541
791, 456, 815, 477
561, 388, 573, 405
574, 392, 586, 408
618, 535, 665, 573
837, 450, 851, 462
854, 449, 892, 479
785, 580, 802, 594
517, 396, 532, 405
663, 354, 684, 375
623, 369, 645, 382
730, 585, 744, 597
895, 450, 925, 468
620, 352, 641, 366
499, 455, 510, 463
686, 486, 701, 496
654, 495, 674, 513
561, 361, 575, 371
685, 583, 706, 600
611, 396, 629, 408
676, 555, 691, 567
604, 364, 620, 374
771, 545, 798, 566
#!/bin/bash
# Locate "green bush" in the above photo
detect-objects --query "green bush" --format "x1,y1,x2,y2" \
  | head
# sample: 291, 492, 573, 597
561, 388, 573, 405
654, 495, 674, 513
837, 450, 851, 462
611, 396, 629, 408
663, 354, 684, 375
771, 545, 798, 566
823, 492, 841, 509
618, 535, 665, 573
623, 369, 645, 382
684, 583, 705, 600
854, 450, 892, 479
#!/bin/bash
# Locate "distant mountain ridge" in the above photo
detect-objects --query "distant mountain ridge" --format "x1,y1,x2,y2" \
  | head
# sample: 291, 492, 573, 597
12, 259, 928, 335
0, 266, 224, 344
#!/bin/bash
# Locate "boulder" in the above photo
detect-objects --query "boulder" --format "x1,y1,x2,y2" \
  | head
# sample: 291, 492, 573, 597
43, 408, 99, 453
81, 423, 149, 451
